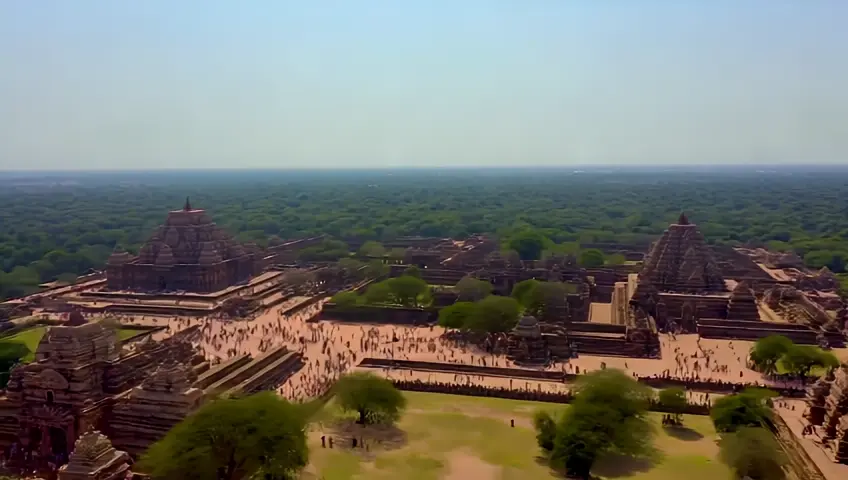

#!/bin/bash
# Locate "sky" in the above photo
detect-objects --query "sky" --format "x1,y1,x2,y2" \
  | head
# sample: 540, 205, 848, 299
1, 1, 846, 170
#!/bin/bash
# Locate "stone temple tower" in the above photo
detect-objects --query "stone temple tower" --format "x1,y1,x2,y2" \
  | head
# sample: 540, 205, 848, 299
639, 213, 726, 293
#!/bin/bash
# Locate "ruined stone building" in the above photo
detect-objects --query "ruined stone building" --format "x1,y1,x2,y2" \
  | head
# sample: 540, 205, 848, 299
106, 199, 262, 293
805, 366, 848, 464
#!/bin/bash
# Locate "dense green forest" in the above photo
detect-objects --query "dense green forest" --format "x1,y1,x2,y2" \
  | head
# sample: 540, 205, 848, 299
2, 168, 848, 299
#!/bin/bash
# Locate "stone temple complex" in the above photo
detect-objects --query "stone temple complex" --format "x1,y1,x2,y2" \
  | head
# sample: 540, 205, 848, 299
106, 198, 262, 293
0, 311, 304, 464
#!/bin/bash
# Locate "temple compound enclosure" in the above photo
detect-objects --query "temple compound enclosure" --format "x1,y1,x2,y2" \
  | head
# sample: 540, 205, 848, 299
0, 311, 304, 464
322, 213, 847, 365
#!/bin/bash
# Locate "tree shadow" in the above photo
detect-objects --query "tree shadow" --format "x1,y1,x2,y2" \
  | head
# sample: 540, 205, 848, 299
325, 418, 408, 456
591, 451, 661, 478
663, 425, 705, 441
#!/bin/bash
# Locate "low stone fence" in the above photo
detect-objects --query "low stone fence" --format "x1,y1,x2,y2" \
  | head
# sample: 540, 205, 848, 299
359, 358, 807, 397
390, 379, 711, 415
319, 304, 434, 325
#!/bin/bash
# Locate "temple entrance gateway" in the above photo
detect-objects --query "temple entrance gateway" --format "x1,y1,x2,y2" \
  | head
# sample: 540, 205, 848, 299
49, 426, 68, 457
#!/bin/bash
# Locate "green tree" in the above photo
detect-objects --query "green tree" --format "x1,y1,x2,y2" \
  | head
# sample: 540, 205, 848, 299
403, 265, 422, 279
298, 239, 350, 262
749, 335, 793, 374
466, 295, 521, 333
781, 345, 839, 377
526, 282, 574, 321
365, 259, 389, 277
334, 372, 407, 425
139, 392, 308, 480
508, 230, 548, 261
578, 248, 605, 267
330, 291, 360, 309
710, 389, 775, 433
337, 258, 365, 279
605, 253, 626, 265
387, 275, 429, 307
657, 387, 687, 424
719, 427, 787, 480
511, 279, 540, 307
437, 301, 477, 329
455, 276, 492, 302
546, 370, 654, 479
364, 281, 392, 305
533, 410, 557, 452
359, 240, 386, 257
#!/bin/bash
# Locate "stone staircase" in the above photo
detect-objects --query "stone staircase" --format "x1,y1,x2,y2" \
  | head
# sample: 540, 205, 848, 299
226, 350, 304, 396
567, 334, 648, 358
203, 347, 294, 398
193, 354, 251, 390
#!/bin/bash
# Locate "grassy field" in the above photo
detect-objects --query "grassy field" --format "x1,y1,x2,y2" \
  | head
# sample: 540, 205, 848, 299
305, 391, 733, 480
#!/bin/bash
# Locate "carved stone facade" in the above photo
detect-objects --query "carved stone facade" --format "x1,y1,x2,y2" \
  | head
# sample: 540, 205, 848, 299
106, 199, 261, 293
57, 431, 131, 480
109, 362, 204, 456
806, 366, 848, 464
0, 314, 204, 463
639, 213, 726, 294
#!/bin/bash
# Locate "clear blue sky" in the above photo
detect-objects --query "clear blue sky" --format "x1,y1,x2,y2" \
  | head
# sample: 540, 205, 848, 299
1, 1, 846, 170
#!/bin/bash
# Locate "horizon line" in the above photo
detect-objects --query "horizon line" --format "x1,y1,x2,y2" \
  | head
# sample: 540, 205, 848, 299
2, 163, 848, 174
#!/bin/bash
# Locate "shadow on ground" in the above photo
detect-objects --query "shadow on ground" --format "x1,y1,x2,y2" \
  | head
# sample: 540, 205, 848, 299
591, 452, 660, 478
323, 418, 409, 458
663, 425, 705, 441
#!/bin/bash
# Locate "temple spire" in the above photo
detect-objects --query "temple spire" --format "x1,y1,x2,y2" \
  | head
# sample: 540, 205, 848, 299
678, 212, 689, 225
184, 196, 192, 211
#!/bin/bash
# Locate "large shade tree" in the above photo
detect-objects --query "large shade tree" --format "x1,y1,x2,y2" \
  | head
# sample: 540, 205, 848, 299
140, 392, 308, 480
335, 372, 407, 425
455, 276, 493, 302
710, 389, 775, 433
437, 301, 477, 330
507, 230, 549, 261
466, 295, 521, 333
539, 369, 654, 479
749, 335, 793, 374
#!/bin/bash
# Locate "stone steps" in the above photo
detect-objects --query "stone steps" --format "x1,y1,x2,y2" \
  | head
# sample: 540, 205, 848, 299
193, 354, 251, 390
226, 351, 303, 396
203, 347, 288, 397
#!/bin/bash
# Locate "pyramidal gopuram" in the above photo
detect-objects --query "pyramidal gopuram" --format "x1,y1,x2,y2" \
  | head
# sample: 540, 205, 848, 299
639, 213, 726, 293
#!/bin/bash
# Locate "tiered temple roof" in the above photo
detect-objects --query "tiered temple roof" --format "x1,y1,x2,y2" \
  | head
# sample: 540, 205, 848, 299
57, 431, 131, 480
110, 361, 203, 456
726, 281, 761, 321
639, 213, 726, 293
35, 320, 119, 366
133, 199, 248, 267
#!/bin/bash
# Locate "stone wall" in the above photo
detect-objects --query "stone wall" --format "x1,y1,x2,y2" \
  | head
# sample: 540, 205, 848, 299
319, 303, 434, 325
358, 358, 807, 397
697, 318, 845, 347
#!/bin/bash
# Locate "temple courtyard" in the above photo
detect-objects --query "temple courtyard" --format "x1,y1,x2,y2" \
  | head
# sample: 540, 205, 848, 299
305, 391, 733, 480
